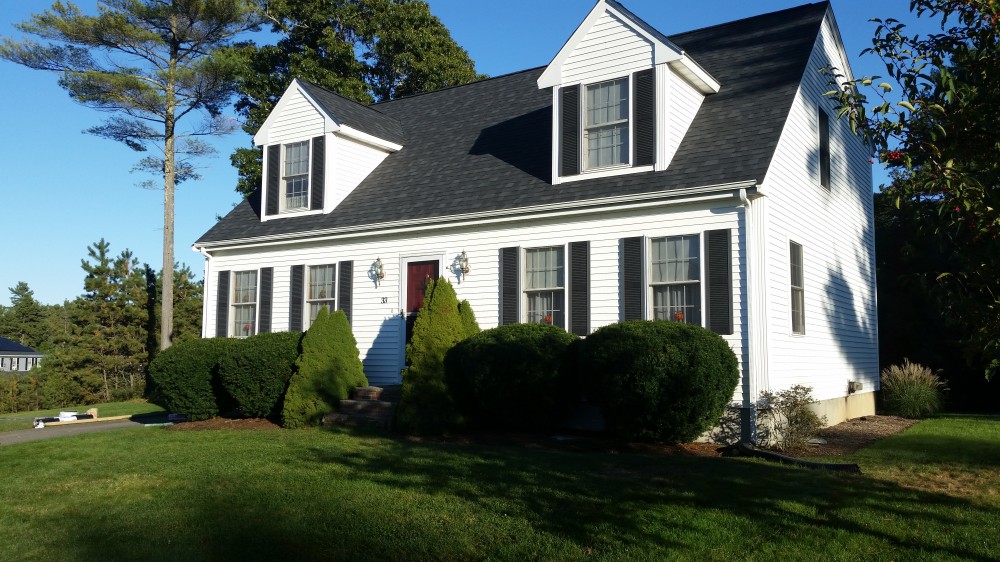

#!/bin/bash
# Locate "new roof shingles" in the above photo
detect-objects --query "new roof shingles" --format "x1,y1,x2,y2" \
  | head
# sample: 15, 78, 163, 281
198, 2, 829, 245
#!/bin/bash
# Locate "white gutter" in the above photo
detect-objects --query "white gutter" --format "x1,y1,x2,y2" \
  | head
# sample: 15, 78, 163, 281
195, 246, 213, 338
195, 179, 758, 252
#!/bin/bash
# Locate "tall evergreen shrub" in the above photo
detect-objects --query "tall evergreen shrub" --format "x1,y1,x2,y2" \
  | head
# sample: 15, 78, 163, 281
458, 299, 480, 339
396, 278, 465, 433
282, 309, 368, 428
218, 331, 303, 418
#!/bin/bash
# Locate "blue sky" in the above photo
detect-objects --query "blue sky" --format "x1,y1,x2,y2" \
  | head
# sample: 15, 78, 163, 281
0, 0, 938, 306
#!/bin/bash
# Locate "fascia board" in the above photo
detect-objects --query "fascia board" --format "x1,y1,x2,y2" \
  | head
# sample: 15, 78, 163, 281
338, 125, 403, 152
195, 179, 757, 252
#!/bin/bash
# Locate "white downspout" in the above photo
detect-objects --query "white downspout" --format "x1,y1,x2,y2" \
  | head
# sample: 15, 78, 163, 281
741, 188, 769, 443
195, 245, 212, 338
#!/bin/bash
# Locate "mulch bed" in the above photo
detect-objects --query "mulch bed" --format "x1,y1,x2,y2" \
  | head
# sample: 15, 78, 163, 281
165, 414, 919, 457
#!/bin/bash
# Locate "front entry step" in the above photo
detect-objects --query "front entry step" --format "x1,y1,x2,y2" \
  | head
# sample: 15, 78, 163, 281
322, 386, 397, 429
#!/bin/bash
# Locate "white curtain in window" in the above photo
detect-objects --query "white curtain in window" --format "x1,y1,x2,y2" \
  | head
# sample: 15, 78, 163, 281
586, 79, 629, 168
651, 236, 701, 325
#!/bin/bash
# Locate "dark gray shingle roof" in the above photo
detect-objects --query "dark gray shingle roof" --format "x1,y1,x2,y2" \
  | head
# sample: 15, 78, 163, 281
0, 337, 39, 354
298, 81, 406, 145
199, 2, 829, 245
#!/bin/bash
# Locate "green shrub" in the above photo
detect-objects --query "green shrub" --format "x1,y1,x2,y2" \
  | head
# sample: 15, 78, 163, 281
282, 309, 368, 429
219, 331, 303, 418
397, 279, 465, 434
445, 323, 578, 430
148, 338, 236, 421
756, 385, 826, 451
881, 359, 947, 418
458, 300, 480, 339
576, 320, 739, 442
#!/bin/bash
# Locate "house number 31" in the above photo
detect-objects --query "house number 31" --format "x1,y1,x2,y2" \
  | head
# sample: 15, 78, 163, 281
380, 297, 388, 304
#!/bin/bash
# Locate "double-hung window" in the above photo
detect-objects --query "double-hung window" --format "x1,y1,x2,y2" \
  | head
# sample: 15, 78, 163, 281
651, 235, 701, 325
585, 78, 629, 170
283, 141, 310, 210
525, 247, 564, 326
307, 264, 336, 326
790, 241, 805, 334
232, 270, 258, 337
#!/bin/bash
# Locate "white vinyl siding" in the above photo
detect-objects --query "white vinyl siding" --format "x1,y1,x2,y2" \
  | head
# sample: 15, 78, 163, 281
650, 235, 701, 325
328, 133, 392, 212
524, 246, 565, 326
266, 89, 325, 144
202, 200, 745, 394
562, 10, 653, 85
757, 11, 878, 402
658, 68, 705, 170
232, 270, 257, 338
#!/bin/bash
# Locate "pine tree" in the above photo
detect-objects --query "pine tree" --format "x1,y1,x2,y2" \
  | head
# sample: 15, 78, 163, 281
458, 300, 480, 340
0, 282, 48, 350
1, 1, 259, 351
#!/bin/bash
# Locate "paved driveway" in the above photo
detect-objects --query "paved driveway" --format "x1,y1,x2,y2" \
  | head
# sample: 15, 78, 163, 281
0, 414, 171, 447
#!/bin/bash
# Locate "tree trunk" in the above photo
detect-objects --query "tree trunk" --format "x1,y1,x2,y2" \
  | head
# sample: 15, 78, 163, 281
161, 25, 179, 352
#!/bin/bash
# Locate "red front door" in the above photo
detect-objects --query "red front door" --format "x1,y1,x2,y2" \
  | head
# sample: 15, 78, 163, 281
406, 261, 439, 314
405, 260, 439, 342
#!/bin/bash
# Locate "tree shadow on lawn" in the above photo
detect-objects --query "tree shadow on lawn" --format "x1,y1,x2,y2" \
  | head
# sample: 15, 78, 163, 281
294, 430, 999, 560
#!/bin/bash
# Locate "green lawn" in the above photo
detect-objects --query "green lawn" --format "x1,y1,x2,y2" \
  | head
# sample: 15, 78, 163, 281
0, 415, 996, 561
0, 401, 165, 432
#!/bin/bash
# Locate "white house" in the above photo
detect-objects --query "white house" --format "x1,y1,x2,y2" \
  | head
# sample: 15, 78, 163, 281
0, 337, 43, 373
194, 0, 878, 432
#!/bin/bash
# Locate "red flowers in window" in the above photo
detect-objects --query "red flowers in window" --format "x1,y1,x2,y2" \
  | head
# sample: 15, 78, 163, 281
673, 311, 685, 322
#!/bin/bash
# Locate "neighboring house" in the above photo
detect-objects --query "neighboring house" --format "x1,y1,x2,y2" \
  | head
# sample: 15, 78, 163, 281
194, 0, 878, 433
0, 337, 43, 373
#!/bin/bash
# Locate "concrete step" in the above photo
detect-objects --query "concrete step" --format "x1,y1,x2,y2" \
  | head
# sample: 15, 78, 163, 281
322, 411, 392, 429
351, 386, 383, 401
378, 384, 402, 403
338, 399, 394, 416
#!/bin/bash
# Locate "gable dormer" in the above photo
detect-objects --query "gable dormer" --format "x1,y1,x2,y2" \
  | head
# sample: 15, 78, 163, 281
253, 79, 405, 221
538, 0, 720, 184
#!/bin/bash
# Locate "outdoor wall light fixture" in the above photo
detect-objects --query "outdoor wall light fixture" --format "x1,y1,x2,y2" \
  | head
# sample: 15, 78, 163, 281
374, 257, 385, 280
458, 250, 470, 275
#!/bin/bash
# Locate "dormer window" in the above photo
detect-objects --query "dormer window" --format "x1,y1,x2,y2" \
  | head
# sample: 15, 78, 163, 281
585, 78, 629, 170
283, 141, 310, 210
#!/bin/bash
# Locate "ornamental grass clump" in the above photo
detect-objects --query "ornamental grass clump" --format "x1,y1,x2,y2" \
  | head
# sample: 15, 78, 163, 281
880, 359, 947, 419
282, 309, 368, 429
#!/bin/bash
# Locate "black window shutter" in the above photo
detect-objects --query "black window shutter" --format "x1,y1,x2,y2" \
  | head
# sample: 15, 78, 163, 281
289, 265, 304, 332
258, 267, 273, 333
622, 237, 644, 321
499, 247, 520, 325
819, 109, 831, 188
266, 144, 280, 215
560, 85, 580, 177
569, 241, 590, 336
216, 270, 230, 337
338, 260, 353, 324
310, 135, 325, 210
634, 68, 656, 167
705, 229, 733, 335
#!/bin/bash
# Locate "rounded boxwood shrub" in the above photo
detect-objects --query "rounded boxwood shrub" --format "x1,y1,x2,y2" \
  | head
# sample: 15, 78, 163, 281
148, 338, 236, 421
219, 331, 303, 419
445, 323, 578, 430
576, 321, 739, 442
283, 309, 368, 429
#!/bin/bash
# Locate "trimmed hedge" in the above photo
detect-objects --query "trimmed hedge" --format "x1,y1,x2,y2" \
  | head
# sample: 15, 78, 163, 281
576, 321, 739, 442
147, 338, 236, 421
219, 331, 303, 418
282, 309, 368, 429
445, 323, 578, 430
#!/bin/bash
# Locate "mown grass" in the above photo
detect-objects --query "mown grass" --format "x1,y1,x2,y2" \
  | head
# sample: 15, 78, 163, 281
0, 401, 164, 432
0, 415, 996, 560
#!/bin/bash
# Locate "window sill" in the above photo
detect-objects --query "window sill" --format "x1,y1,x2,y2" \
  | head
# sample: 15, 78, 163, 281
261, 208, 325, 222
555, 164, 655, 185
